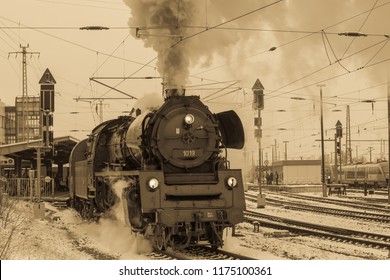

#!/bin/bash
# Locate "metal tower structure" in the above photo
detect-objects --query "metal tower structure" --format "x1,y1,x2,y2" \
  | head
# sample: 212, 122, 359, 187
9, 44, 40, 142
345, 105, 352, 164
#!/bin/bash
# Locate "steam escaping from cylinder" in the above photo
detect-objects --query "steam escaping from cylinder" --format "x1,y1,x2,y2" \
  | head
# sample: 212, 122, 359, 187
80, 179, 153, 257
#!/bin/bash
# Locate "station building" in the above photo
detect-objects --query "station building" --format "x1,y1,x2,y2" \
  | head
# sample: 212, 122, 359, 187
0, 96, 40, 145
271, 160, 321, 185
0, 69, 78, 199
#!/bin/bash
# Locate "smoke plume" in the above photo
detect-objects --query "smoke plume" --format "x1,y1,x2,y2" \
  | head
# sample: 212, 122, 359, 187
123, 0, 279, 90
123, 0, 196, 91
123, 1, 389, 92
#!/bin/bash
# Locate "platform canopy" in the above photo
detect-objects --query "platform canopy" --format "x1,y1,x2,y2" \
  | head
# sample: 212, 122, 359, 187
0, 136, 79, 164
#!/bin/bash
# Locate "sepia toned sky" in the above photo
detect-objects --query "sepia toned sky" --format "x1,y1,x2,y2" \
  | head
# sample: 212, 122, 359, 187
1, 0, 390, 165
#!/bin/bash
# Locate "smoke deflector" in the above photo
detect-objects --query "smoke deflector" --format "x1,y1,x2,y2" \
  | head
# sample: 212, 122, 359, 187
216, 110, 245, 149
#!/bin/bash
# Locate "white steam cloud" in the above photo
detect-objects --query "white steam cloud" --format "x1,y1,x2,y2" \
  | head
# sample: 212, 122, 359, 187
80, 179, 153, 259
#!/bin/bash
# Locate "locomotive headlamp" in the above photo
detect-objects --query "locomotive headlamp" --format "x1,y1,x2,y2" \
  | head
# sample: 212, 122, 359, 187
184, 114, 195, 125
147, 178, 159, 191
226, 177, 238, 188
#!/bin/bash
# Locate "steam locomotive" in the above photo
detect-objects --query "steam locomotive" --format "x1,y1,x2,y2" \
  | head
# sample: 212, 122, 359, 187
68, 89, 246, 250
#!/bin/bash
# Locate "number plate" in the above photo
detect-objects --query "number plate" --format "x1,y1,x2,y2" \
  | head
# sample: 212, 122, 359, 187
172, 149, 202, 159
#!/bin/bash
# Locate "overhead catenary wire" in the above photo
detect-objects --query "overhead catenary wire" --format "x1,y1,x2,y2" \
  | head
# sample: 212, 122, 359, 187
362, 39, 389, 67
268, 56, 390, 101
35, 0, 127, 11
1, 3, 388, 105
0, 15, 152, 68
77, 33, 132, 100
194, 1, 390, 78
322, 31, 351, 73
260, 38, 390, 104
1, 1, 389, 158
171, 0, 284, 47
202, 81, 240, 102
340, 0, 379, 59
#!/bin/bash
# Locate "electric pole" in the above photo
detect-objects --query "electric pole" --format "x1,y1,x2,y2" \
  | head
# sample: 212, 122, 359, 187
387, 68, 390, 204
9, 44, 40, 142
368, 147, 374, 163
336, 120, 343, 183
318, 84, 327, 197
345, 105, 352, 164
283, 141, 289, 160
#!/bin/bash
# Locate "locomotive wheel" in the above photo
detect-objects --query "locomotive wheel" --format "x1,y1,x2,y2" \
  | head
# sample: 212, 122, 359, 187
80, 200, 95, 220
153, 225, 167, 251
81, 202, 89, 220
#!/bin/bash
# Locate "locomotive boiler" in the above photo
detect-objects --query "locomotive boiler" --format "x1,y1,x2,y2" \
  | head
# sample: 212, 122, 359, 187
69, 89, 246, 250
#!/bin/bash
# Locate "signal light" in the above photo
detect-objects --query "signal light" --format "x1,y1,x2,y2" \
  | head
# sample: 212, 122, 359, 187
336, 141, 341, 155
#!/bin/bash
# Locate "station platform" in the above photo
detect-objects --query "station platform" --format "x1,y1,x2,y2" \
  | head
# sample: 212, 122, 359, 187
246, 182, 322, 193
263, 184, 322, 193
41, 191, 70, 203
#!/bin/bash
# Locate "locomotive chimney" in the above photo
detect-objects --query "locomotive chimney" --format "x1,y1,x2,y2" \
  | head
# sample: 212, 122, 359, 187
165, 88, 186, 98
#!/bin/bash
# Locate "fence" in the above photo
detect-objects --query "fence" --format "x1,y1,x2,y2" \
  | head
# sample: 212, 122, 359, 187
0, 177, 55, 200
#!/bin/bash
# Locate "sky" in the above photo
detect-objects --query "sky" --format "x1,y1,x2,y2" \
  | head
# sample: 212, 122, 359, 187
1, 0, 390, 167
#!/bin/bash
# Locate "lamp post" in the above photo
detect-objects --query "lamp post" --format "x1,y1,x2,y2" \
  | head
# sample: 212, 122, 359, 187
318, 84, 327, 197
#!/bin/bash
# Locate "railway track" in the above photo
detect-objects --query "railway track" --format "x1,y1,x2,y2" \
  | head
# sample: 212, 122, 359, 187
147, 246, 256, 260
245, 193, 390, 223
244, 209, 390, 250
258, 192, 390, 213
180, 246, 256, 260
347, 188, 388, 197
49, 202, 255, 260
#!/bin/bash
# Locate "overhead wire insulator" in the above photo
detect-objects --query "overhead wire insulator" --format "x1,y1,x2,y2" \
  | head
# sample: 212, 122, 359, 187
338, 32, 367, 37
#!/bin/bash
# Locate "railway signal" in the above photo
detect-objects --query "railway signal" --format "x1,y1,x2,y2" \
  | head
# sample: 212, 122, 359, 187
39, 68, 56, 149
336, 140, 341, 155
336, 120, 343, 138
335, 120, 343, 183
253, 78, 266, 208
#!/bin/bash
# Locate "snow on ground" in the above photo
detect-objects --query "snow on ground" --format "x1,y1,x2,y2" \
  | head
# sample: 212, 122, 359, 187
248, 190, 390, 237
0, 198, 153, 260
1, 189, 389, 260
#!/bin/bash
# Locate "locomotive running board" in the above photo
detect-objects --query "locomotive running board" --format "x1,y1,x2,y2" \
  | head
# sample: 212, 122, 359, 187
94, 170, 140, 177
